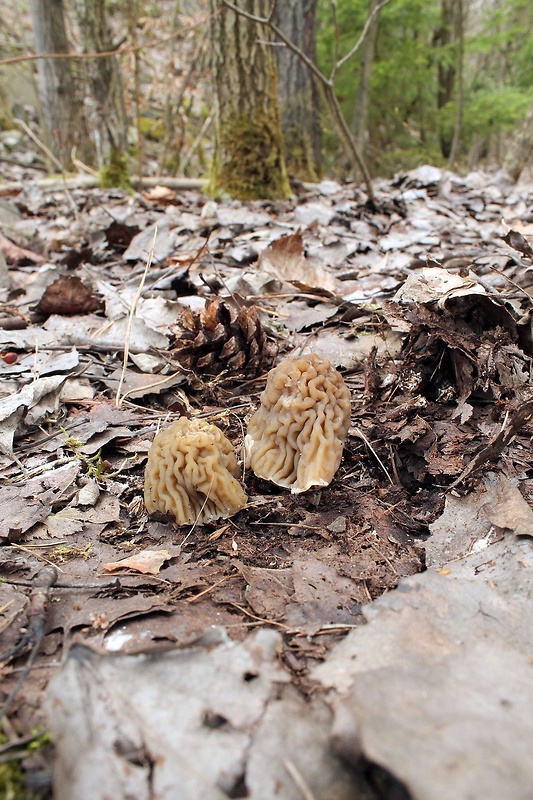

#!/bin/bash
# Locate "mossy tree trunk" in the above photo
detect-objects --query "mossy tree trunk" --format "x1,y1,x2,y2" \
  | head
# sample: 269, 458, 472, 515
274, 0, 321, 182
209, 0, 289, 201
29, 0, 87, 168
74, 0, 128, 185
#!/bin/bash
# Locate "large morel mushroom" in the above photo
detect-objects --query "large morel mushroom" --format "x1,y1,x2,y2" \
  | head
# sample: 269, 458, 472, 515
245, 354, 351, 494
144, 417, 247, 525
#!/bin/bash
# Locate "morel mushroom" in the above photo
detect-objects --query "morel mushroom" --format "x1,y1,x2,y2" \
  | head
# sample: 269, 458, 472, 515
144, 417, 247, 525
245, 354, 351, 493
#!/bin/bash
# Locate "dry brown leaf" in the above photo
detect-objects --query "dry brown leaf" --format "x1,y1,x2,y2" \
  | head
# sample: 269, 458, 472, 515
103, 548, 172, 575
258, 231, 341, 294
143, 185, 178, 204
481, 477, 533, 538
35, 275, 103, 317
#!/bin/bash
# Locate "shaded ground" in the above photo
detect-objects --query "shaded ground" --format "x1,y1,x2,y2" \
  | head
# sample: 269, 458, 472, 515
1, 164, 533, 798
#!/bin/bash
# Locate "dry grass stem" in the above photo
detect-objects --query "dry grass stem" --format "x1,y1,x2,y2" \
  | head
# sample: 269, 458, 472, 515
116, 225, 158, 408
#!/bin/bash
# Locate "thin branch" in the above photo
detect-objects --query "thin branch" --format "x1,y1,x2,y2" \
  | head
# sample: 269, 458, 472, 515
158, 28, 208, 176
0, 732, 45, 757
13, 118, 62, 171
335, 0, 392, 74
0, 13, 214, 67
267, 0, 278, 25
2, 577, 122, 590
13, 118, 78, 216
0, 175, 206, 194
284, 759, 317, 800
220, 0, 324, 85
352, 425, 394, 484
448, 400, 533, 490
129, 0, 144, 191
331, 1, 340, 80
447, 0, 464, 167
116, 225, 158, 408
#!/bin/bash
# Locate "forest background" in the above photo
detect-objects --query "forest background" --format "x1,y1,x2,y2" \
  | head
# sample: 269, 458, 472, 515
0, 0, 532, 196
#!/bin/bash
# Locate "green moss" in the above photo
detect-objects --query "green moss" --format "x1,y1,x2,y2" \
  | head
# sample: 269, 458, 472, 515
138, 116, 166, 141
50, 543, 93, 563
99, 150, 131, 190
0, 735, 32, 800
210, 111, 290, 201
27, 730, 53, 753
0, 761, 29, 800
0, 760, 27, 800
0, 729, 53, 799
283, 128, 319, 182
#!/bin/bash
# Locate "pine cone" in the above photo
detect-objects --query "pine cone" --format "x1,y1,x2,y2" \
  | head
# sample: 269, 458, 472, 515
172, 297, 273, 379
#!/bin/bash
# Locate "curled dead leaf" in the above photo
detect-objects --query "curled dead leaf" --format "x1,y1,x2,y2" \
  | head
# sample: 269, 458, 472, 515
35, 275, 103, 317
258, 231, 341, 294
103, 549, 172, 575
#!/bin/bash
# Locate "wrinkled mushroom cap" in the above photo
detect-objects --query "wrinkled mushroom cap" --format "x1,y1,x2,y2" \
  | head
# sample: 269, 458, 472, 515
144, 417, 247, 525
245, 354, 351, 493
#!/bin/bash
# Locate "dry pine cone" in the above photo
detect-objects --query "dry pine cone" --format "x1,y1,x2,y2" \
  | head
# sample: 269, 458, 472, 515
172, 297, 273, 379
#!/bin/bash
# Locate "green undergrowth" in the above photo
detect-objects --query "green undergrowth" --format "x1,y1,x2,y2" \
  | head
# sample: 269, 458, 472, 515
0, 730, 52, 800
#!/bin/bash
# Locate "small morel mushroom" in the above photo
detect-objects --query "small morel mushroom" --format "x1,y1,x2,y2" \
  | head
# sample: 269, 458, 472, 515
144, 417, 247, 525
245, 354, 351, 493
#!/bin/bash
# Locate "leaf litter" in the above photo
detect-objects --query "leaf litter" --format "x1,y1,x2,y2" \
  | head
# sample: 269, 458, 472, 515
1, 166, 533, 798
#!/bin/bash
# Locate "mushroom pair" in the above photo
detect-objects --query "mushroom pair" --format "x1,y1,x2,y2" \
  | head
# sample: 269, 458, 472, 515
144, 354, 351, 525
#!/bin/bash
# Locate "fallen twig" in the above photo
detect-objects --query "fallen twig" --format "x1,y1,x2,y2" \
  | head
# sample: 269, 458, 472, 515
448, 399, 533, 490
1, 577, 121, 591
284, 759, 317, 800
116, 225, 158, 408
0, 175, 206, 195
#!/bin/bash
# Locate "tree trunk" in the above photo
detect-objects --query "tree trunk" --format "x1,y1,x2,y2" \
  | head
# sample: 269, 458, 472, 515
74, 0, 128, 181
351, 0, 380, 156
447, 0, 464, 166
29, 0, 85, 167
436, 0, 461, 159
274, 0, 321, 182
504, 105, 533, 181
209, 0, 289, 201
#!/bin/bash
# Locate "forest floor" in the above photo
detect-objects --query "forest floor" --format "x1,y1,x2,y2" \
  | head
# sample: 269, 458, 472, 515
1, 163, 533, 799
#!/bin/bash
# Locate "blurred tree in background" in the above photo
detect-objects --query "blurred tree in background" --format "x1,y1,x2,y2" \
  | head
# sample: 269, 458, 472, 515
316, 0, 533, 177
0, 0, 531, 192
274, 0, 322, 182
74, 0, 128, 184
28, 0, 88, 167
208, 0, 289, 200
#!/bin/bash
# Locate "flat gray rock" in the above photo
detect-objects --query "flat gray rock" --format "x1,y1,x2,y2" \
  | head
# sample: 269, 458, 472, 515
314, 557, 533, 800
45, 629, 361, 800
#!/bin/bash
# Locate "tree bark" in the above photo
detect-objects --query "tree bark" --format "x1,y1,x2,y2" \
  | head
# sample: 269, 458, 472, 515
351, 0, 380, 156
447, 0, 464, 166
209, 0, 289, 200
274, 0, 321, 182
504, 105, 533, 181
435, 0, 461, 159
29, 0, 85, 167
74, 0, 128, 178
